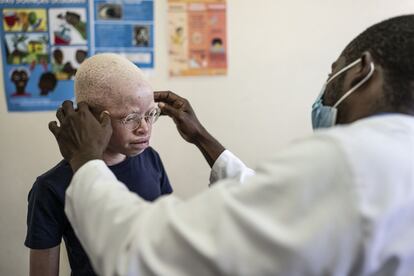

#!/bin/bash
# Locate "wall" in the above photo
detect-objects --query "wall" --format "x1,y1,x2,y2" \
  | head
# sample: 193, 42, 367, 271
1, 0, 414, 275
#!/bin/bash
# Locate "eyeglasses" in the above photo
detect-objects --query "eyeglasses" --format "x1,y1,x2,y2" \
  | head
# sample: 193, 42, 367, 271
117, 107, 161, 131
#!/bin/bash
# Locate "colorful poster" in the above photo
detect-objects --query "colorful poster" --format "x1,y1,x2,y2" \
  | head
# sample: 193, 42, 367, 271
0, 1, 90, 112
0, 0, 155, 112
168, 0, 227, 76
92, 0, 155, 69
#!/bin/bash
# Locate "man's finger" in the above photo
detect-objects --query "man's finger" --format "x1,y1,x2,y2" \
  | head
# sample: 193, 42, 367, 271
158, 102, 181, 119
172, 99, 185, 109
77, 101, 89, 112
154, 91, 171, 101
48, 121, 60, 138
56, 107, 64, 123
154, 91, 182, 105
62, 100, 75, 115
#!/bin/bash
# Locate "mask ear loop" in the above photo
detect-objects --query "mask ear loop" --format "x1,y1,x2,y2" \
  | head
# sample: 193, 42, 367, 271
333, 62, 375, 108
316, 59, 362, 103
327, 58, 362, 85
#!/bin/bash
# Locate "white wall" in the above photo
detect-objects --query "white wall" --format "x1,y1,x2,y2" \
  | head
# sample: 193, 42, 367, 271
1, 1, 414, 275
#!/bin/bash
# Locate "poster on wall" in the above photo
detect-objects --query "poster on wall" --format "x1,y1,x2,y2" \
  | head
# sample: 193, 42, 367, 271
0, 0, 154, 112
168, 0, 227, 76
1, 1, 90, 111
92, 0, 154, 69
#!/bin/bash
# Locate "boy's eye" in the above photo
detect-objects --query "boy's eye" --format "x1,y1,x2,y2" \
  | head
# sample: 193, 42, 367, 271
125, 115, 138, 123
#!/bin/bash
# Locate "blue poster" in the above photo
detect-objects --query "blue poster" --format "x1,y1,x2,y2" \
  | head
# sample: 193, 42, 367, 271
93, 0, 154, 69
0, 1, 90, 111
0, 0, 154, 112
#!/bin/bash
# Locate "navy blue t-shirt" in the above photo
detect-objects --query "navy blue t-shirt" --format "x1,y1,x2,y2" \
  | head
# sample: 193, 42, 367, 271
25, 147, 172, 276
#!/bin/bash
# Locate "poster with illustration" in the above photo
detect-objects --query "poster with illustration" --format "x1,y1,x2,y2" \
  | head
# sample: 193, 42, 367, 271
49, 8, 88, 46
3, 8, 47, 32
1, 0, 155, 112
168, 0, 227, 76
93, 0, 155, 69
0, 2, 90, 112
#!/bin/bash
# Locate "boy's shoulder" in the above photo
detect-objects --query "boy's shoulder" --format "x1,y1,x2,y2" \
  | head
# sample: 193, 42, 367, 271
31, 160, 73, 202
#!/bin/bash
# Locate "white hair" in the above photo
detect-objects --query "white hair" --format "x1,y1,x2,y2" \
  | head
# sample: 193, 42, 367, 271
74, 53, 151, 109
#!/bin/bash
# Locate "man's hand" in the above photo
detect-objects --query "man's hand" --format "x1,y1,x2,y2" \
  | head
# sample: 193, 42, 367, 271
154, 91, 225, 167
154, 90, 205, 144
48, 100, 112, 172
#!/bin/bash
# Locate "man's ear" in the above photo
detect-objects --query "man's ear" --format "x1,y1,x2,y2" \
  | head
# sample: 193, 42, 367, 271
349, 51, 375, 88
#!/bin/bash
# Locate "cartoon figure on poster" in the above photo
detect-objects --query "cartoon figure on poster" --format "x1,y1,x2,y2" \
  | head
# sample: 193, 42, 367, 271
168, 5, 189, 76
210, 37, 225, 53
171, 26, 185, 46
4, 33, 49, 68
3, 9, 47, 32
7, 65, 61, 98
51, 46, 88, 80
49, 8, 87, 46
189, 51, 208, 68
170, 25, 187, 58
38, 72, 57, 96
10, 67, 30, 97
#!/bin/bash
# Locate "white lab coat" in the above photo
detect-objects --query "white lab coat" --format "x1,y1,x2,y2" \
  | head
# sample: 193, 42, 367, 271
65, 114, 414, 276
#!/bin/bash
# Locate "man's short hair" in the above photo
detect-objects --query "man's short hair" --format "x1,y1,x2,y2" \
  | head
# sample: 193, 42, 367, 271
341, 15, 414, 111
74, 53, 150, 110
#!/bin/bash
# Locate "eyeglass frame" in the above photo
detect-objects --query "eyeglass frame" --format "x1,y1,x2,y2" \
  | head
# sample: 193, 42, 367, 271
114, 106, 161, 131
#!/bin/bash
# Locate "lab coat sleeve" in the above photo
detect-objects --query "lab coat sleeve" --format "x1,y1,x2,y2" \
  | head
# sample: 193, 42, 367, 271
209, 150, 255, 185
65, 135, 361, 276
65, 160, 158, 276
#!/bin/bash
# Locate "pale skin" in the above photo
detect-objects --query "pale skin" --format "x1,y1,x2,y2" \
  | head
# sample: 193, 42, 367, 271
102, 87, 155, 165
30, 87, 155, 275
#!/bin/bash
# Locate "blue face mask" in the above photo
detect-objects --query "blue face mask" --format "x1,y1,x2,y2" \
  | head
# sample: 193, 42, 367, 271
311, 58, 375, 129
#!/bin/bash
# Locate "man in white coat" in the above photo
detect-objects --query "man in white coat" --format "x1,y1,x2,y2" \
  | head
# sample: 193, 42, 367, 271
49, 15, 414, 276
